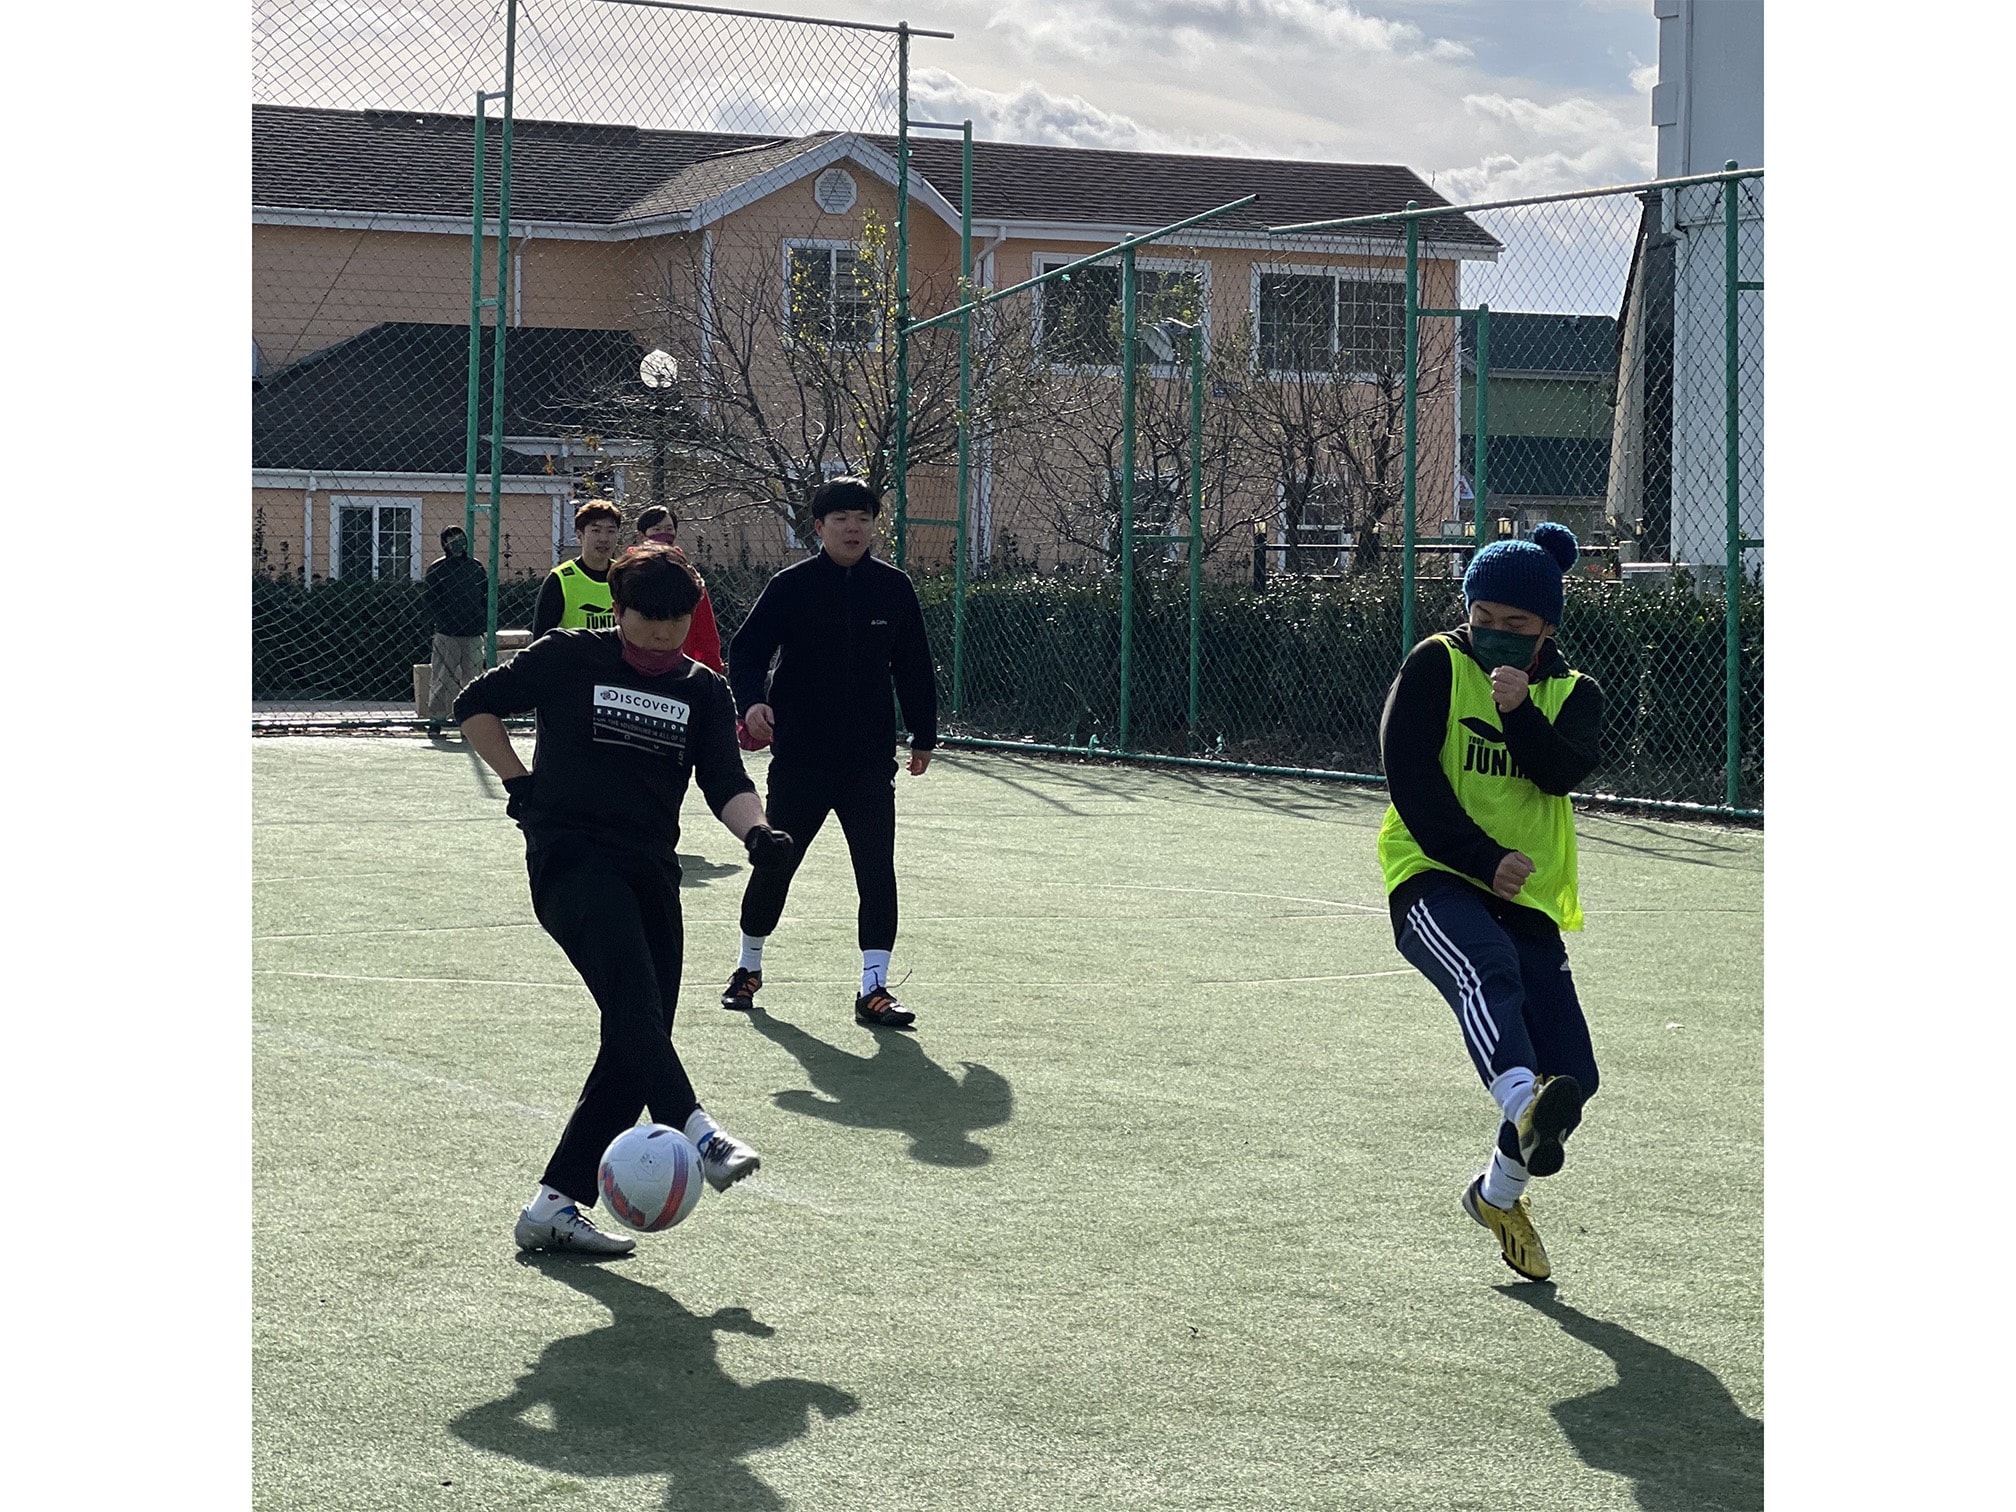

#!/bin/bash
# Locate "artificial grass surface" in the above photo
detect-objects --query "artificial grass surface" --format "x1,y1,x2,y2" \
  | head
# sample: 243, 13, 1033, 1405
253, 737, 1762, 1511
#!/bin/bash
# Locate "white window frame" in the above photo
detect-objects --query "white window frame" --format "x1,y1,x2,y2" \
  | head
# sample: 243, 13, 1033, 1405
1249, 262, 1405, 383
1031, 253, 1212, 379
781, 238, 882, 351
328, 495, 422, 582
1273, 476, 1355, 574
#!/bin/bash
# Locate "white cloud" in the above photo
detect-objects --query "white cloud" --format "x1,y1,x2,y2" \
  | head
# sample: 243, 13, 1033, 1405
908, 68, 1255, 155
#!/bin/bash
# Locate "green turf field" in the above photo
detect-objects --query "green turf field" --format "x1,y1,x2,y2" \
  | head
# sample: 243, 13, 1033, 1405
253, 736, 1762, 1511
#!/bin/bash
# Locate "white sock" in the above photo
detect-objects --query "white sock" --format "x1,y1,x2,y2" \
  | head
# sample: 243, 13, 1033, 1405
861, 950, 892, 994
527, 1183, 577, 1215
683, 1108, 722, 1149
1488, 1067, 1538, 1125
1479, 1147, 1531, 1210
738, 934, 766, 973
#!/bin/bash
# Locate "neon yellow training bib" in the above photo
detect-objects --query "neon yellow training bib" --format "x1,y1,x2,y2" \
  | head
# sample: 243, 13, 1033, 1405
553, 559, 614, 630
1377, 634, 1585, 931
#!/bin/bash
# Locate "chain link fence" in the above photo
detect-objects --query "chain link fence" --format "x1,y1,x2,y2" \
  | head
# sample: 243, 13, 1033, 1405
252, 0, 908, 717
250, 5, 1761, 813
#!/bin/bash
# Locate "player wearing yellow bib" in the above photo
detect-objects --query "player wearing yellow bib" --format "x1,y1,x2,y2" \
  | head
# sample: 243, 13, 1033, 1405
532, 499, 622, 636
1376, 523, 1603, 1282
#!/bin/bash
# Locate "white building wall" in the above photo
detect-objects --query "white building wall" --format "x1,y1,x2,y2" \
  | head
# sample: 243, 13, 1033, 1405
1653, 0, 1763, 577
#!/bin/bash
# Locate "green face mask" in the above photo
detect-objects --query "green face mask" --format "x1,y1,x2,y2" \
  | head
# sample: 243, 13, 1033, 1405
1470, 625, 1540, 671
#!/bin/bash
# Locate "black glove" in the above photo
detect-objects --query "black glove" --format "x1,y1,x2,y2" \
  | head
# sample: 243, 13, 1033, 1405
743, 824, 795, 869
502, 773, 537, 821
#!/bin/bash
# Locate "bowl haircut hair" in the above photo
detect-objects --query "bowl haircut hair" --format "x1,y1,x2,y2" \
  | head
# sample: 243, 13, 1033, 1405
809, 476, 880, 520
636, 504, 675, 534
608, 543, 704, 621
573, 498, 622, 533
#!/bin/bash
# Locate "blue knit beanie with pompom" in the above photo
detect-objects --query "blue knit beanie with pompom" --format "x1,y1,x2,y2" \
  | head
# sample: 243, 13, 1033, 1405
1462, 522, 1579, 626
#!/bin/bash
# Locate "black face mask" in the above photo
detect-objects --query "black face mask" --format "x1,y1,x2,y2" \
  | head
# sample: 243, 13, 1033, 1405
444, 536, 469, 557
1470, 625, 1541, 671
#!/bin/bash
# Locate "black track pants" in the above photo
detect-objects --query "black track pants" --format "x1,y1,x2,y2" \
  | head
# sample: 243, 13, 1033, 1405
528, 833, 699, 1206
738, 758, 899, 951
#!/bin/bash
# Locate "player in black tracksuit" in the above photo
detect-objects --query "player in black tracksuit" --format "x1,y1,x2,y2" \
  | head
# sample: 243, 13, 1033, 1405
455, 544, 797, 1255
718, 477, 938, 1030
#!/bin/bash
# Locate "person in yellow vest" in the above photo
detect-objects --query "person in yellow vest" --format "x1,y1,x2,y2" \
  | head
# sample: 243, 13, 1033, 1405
532, 499, 623, 637
1376, 522, 1602, 1283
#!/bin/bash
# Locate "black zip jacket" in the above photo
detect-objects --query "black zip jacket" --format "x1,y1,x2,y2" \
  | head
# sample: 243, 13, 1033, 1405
727, 549, 938, 768
1380, 626, 1603, 939
452, 628, 754, 862
423, 553, 488, 637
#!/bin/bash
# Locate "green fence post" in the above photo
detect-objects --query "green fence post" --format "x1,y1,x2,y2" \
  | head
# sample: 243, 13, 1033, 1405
890, 22, 911, 570
1722, 161, 1742, 811
1188, 321, 1204, 750
1119, 245, 1137, 753
953, 118, 972, 717
482, 0, 517, 670
464, 95, 490, 545
1401, 206, 1418, 655
1474, 302, 1490, 552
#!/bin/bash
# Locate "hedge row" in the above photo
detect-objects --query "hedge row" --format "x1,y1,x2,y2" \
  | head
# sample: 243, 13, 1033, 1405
252, 565, 1761, 807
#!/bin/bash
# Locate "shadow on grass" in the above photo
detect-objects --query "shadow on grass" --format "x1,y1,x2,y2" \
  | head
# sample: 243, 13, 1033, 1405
677, 854, 743, 888
450, 1255, 858, 1511
745, 1003, 1012, 1167
1500, 1285, 1762, 1511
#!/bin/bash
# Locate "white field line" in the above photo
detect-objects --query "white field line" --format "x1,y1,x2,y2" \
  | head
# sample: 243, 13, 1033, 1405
1066, 883, 1386, 913
257, 967, 1412, 990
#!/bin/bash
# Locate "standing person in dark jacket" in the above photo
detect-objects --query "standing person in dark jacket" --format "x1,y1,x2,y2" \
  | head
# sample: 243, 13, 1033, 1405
531, 499, 623, 638
718, 477, 938, 1030
423, 525, 489, 737
1376, 523, 1604, 1283
455, 543, 797, 1255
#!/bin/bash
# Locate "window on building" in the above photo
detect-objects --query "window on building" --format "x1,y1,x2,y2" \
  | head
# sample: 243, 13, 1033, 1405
1036, 258, 1207, 372
1256, 269, 1404, 378
332, 498, 418, 581
1276, 477, 1354, 573
784, 243, 879, 348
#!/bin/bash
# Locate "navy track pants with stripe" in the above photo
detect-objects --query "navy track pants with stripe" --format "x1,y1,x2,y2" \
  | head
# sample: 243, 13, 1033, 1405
1395, 878, 1599, 1099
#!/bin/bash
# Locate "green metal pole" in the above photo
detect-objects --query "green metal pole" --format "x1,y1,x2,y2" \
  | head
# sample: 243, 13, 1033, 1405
953, 119, 972, 717
463, 96, 490, 543
1119, 246, 1137, 753
1474, 303, 1490, 551
1722, 161, 1742, 810
890, 23, 911, 569
1401, 207, 1418, 655
482, 0, 517, 669
1187, 323, 1203, 750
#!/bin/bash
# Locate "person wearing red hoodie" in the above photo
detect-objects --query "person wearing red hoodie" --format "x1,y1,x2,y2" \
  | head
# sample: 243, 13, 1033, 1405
634, 505, 723, 674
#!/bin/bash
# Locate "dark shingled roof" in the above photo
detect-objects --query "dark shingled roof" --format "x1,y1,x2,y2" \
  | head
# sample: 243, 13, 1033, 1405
253, 322, 644, 474
253, 104, 1498, 249
1461, 312, 1618, 375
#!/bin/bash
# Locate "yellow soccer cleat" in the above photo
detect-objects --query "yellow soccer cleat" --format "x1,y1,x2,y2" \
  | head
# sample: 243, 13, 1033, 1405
1463, 1175, 1551, 1282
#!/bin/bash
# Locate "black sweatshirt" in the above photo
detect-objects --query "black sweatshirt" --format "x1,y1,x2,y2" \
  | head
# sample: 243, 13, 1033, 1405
727, 549, 938, 768
531, 560, 609, 638
452, 628, 755, 862
1379, 626, 1603, 939
423, 553, 488, 637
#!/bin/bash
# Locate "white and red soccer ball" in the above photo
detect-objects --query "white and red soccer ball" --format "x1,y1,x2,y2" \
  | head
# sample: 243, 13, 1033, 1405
598, 1124, 704, 1232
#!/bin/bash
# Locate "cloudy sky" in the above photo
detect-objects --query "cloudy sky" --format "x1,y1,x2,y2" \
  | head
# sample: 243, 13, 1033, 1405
897, 0, 1659, 200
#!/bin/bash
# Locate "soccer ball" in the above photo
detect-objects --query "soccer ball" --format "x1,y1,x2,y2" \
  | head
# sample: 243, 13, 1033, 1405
598, 1124, 704, 1232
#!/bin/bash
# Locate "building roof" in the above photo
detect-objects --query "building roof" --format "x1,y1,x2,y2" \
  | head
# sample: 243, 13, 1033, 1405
1461, 312, 1618, 376
1462, 434, 1612, 502
252, 104, 1497, 249
253, 321, 644, 474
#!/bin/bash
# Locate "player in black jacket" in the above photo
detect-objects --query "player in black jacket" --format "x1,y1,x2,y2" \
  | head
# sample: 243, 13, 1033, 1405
718, 477, 938, 1030
456, 544, 796, 1255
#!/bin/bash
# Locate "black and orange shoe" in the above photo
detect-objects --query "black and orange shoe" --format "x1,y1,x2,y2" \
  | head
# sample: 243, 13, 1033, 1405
720, 967, 762, 1011
853, 984, 916, 1030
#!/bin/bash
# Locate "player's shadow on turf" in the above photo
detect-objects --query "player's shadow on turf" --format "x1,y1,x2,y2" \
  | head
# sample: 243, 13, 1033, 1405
746, 1004, 1012, 1166
449, 1256, 858, 1512
676, 854, 742, 888
1500, 1286, 1762, 1512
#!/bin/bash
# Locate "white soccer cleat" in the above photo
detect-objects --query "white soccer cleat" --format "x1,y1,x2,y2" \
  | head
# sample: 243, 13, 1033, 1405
513, 1202, 637, 1256
695, 1130, 761, 1192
